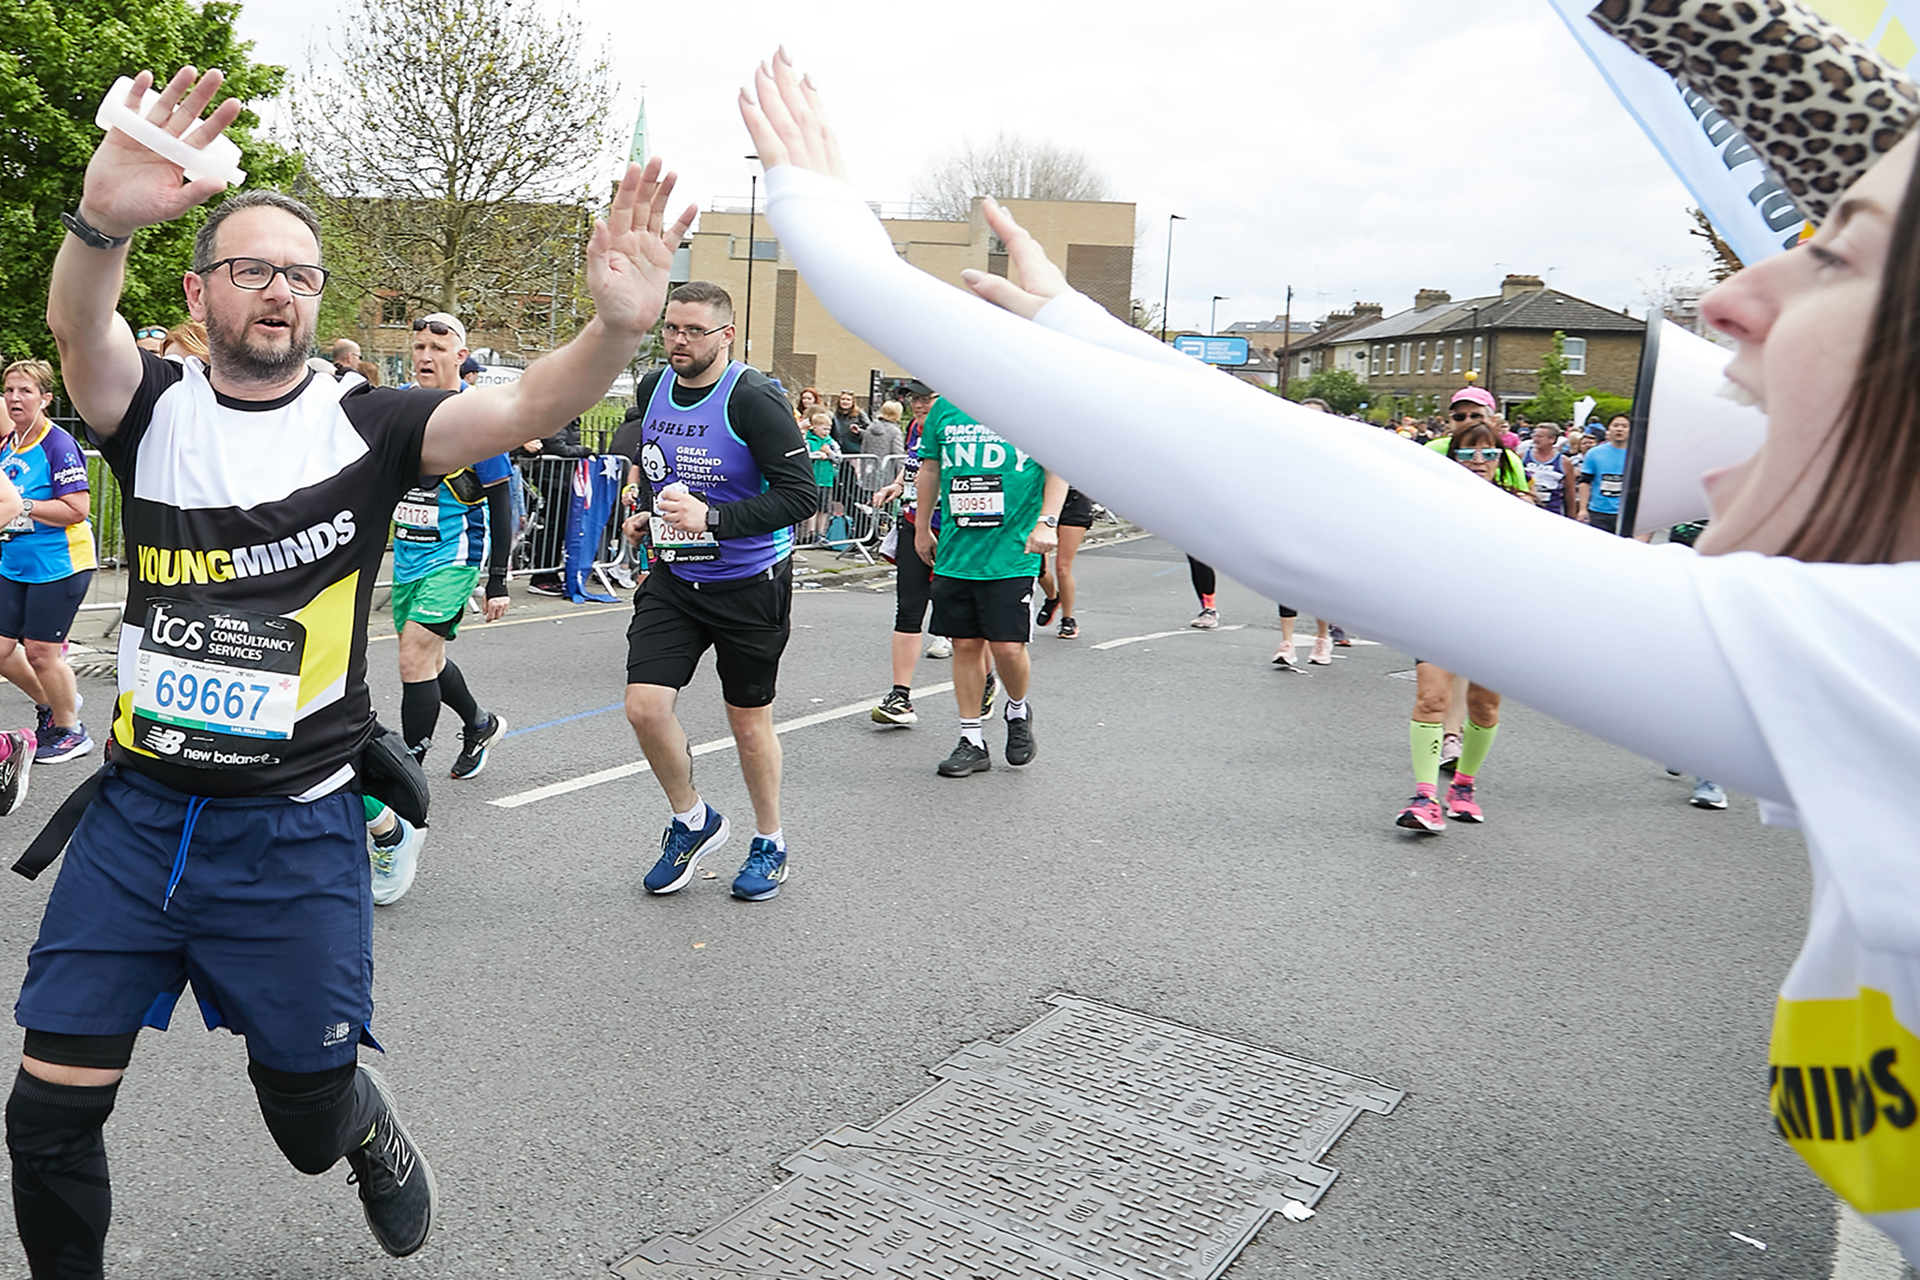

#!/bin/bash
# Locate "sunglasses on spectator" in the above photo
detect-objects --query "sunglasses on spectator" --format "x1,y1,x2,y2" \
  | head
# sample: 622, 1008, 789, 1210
1454, 447, 1503, 461
195, 257, 328, 296
134, 326, 167, 340
1450, 410, 1485, 422
412, 319, 459, 336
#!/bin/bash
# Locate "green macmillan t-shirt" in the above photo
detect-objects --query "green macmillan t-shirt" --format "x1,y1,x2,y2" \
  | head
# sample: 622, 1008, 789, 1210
921, 397, 1048, 581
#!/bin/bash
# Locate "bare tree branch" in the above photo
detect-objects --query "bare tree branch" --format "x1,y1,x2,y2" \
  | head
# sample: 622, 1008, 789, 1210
911, 131, 1111, 220
290, 0, 615, 343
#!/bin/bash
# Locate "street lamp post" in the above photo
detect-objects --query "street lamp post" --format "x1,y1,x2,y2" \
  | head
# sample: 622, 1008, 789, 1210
743, 154, 759, 368
1160, 214, 1185, 343
1279, 285, 1294, 398
1210, 295, 1228, 336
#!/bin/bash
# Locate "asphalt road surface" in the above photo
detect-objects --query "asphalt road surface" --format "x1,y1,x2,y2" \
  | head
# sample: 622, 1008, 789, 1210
0, 535, 1897, 1279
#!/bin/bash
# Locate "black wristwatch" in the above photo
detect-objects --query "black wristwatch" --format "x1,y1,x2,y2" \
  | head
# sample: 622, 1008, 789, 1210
59, 210, 131, 250
704, 503, 721, 536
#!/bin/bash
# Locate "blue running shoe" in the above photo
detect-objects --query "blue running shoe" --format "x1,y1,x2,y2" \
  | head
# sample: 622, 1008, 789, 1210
1690, 778, 1728, 810
732, 837, 789, 901
645, 807, 728, 894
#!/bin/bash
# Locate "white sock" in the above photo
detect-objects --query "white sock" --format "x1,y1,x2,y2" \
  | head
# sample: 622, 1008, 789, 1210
756, 829, 785, 851
1004, 697, 1029, 721
674, 799, 707, 829
960, 718, 984, 748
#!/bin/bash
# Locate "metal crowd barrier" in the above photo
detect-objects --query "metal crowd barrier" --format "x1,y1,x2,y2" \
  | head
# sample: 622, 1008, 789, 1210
799, 452, 907, 565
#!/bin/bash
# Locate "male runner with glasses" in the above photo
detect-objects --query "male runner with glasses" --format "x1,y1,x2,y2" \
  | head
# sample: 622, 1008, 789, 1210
390, 311, 510, 784
617, 281, 815, 902
27, 67, 692, 1275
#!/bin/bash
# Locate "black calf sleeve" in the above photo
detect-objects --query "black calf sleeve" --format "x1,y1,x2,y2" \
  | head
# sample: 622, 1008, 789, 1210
437, 659, 480, 729
248, 1060, 378, 1176
8, 1068, 119, 1280
400, 679, 441, 757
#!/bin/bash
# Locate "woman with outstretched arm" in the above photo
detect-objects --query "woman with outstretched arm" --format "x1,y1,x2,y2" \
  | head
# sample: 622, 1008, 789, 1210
740, 15, 1920, 1257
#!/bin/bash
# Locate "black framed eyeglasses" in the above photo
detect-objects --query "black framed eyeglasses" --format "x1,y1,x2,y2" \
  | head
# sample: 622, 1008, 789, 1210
660, 322, 730, 341
195, 257, 328, 296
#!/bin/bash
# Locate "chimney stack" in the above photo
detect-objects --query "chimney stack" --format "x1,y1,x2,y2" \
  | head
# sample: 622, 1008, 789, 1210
1501, 274, 1545, 302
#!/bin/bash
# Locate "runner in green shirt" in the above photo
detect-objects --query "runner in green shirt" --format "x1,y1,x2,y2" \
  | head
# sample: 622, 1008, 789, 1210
914, 396, 1066, 776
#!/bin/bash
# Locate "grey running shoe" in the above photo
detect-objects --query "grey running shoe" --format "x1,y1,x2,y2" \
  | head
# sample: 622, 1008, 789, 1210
937, 738, 991, 777
345, 1065, 436, 1258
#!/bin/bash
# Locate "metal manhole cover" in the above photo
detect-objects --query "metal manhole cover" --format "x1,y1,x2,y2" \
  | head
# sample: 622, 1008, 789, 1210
613, 994, 1402, 1280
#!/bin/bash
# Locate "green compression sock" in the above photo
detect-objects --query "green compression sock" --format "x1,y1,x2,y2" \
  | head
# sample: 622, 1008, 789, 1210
363, 795, 387, 823
1410, 720, 1444, 788
1459, 719, 1499, 778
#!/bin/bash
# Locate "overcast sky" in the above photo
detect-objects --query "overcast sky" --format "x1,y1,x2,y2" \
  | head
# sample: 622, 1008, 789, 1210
232, 0, 1710, 332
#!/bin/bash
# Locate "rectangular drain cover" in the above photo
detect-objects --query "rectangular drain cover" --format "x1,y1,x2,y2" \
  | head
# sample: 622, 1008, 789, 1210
614, 993, 1401, 1280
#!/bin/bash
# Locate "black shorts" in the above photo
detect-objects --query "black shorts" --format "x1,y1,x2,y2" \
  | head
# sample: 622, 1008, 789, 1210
931, 574, 1035, 644
1059, 488, 1095, 529
1586, 507, 1622, 534
0, 571, 93, 643
625, 559, 793, 708
893, 515, 934, 634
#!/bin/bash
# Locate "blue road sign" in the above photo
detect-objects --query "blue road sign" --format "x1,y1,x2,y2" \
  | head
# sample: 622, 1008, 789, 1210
1174, 335, 1251, 366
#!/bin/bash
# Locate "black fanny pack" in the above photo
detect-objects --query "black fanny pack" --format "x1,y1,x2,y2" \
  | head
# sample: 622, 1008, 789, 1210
358, 722, 431, 827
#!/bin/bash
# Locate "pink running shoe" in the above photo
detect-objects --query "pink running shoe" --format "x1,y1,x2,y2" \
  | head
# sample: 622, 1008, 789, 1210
1445, 778, 1484, 823
1395, 792, 1445, 833
1309, 635, 1333, 665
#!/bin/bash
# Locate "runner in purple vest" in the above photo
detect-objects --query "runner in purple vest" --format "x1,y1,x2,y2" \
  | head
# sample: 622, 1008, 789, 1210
1521, 421, 1576, 517
618, 281, 816, 902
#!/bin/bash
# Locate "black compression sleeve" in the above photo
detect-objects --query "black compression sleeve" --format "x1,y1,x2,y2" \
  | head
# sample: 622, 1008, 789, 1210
709, 377, 818, 537
484, 481, 511, 593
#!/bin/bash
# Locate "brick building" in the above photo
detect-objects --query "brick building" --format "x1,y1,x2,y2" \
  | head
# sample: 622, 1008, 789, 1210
1338, 275, 1644, 411
685, 195, 1136, 406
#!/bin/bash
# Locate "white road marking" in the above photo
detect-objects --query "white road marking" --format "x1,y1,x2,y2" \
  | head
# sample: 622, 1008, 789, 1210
1832, 1204, 1906, 1280
1091, 625, 1246, 650
488, 682, 958, 808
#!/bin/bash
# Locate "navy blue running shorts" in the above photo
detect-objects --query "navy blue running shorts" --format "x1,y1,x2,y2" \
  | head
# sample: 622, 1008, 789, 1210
15, 766, 378, 1073
0, 570, 93, 643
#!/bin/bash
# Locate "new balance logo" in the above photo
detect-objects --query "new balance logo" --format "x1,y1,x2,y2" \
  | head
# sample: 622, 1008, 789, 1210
143, 726, 187, 755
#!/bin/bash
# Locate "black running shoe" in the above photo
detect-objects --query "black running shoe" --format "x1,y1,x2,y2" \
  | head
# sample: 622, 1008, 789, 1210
937, 738, 992, 777
449, 712, 505, 780
1036, 595, 1060, 627
345, 1065, 436, 1258
1005, 712, 1036, 766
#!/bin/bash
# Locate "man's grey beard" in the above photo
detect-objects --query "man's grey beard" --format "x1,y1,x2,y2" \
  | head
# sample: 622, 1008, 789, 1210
204, 295, 316, 385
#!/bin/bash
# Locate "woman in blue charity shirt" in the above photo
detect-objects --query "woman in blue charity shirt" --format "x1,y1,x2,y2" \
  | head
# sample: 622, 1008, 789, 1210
0, 360, 96, 763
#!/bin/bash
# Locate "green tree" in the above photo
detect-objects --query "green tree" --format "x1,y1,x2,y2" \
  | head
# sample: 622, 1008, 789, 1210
1525, 330, 1575, 425
1283, 368, 1367, 415
0, 0, 295, 370
291, 0, 615, 347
